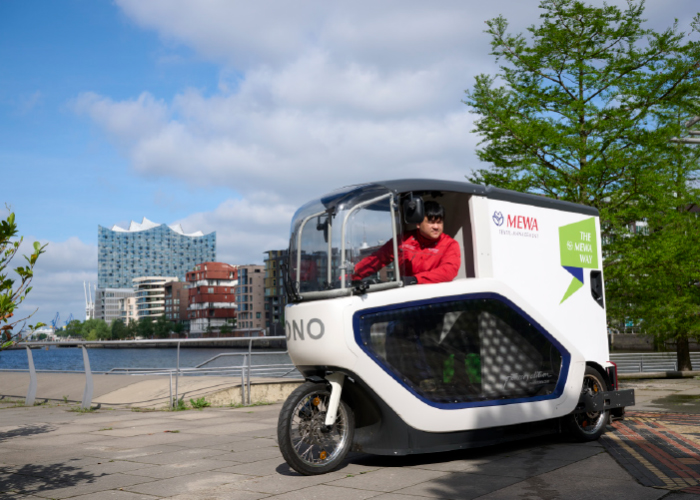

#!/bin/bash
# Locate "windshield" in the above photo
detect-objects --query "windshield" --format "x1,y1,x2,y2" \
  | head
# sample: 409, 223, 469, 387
288, 185, 402, 299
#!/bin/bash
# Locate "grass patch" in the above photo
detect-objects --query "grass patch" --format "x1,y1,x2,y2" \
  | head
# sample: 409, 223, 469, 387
170, 398, 188, 411
190, 397, 211, 410
228, 400, 274, 409
98, 427, 112, 431
67, 406, 96, 413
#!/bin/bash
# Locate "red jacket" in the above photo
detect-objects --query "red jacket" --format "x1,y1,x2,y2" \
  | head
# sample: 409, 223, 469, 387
353, 231, 461, 284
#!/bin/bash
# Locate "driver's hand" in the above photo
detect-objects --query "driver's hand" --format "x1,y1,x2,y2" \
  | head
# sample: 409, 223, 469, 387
402, 276, 418, 286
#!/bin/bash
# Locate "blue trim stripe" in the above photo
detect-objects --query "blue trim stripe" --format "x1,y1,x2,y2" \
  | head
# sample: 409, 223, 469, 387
352, 292, 571, 410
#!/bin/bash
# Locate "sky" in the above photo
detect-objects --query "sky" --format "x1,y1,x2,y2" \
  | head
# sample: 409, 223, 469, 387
1, 0, 698, 327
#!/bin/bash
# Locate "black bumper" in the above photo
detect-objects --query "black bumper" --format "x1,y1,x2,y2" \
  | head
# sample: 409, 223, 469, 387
574, 389, 635, 414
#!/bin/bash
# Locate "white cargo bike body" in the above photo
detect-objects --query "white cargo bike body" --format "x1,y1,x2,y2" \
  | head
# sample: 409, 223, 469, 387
278, 179, 634, 475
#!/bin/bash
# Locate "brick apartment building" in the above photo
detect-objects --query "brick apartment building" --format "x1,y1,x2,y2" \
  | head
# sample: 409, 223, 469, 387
186, 262, 238, 337
164, 281, 189, 324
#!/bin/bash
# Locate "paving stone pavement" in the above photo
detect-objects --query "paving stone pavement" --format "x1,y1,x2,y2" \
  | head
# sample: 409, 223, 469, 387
0, 391, 697, 499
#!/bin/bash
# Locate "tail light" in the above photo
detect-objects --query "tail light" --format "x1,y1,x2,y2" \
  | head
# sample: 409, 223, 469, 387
606, 362, 618, 390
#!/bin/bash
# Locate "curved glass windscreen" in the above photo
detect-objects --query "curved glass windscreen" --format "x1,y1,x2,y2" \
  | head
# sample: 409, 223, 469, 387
356, 296, 566, 406
289, 185, 401, 297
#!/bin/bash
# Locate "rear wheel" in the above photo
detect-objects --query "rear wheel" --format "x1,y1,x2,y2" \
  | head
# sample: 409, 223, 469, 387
566, 366, 609, 441
277, 381, 355, 475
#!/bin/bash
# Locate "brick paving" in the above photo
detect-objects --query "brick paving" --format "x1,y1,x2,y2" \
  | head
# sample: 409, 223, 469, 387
601, 411, 700, 493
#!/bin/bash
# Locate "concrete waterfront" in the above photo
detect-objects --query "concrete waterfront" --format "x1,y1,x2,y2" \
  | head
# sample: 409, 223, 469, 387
0, 372, 302, 409
2, 378, 700, 499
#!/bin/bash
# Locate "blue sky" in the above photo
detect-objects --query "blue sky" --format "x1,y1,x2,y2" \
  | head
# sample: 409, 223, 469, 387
1, 1, 229, 243
2, 0, 698, 327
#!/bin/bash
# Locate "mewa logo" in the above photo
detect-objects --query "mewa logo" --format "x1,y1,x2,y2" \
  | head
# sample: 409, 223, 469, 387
492, 211, 539, 231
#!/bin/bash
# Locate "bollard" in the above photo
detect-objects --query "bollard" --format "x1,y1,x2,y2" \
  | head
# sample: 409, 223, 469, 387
247, 340, 252, 405
25, 347, 37, 406
175, 341, 180, 405
240, 354, 246, 404
81, 346, 94, 410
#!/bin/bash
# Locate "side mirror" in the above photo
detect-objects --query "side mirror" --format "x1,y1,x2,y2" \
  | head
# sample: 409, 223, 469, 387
316, 215, 329, 243
403, 195, 424, 224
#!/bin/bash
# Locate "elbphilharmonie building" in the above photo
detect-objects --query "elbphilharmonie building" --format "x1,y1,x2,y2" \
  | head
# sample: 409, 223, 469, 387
98, 217, 216, 289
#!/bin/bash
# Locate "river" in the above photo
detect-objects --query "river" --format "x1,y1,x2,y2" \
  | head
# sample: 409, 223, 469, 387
0, 346, 292, 372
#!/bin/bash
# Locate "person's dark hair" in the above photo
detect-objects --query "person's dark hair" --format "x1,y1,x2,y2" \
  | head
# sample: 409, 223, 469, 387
424, 201, 444, 221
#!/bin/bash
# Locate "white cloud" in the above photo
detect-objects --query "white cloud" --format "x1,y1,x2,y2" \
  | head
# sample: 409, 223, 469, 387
72, 92, 169, 151
63, 0, 700, 307
11, 237, 96, 328
96, 1, 698, 204
174, 194, 296, 266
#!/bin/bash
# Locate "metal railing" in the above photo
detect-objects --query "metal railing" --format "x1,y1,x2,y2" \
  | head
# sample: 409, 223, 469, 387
8, 337, 299, 409
610, 352, 700, 373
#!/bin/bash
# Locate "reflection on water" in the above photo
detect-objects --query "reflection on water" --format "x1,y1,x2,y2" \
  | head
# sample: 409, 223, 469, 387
0, 347, 292, 372
649, 394, 700, 414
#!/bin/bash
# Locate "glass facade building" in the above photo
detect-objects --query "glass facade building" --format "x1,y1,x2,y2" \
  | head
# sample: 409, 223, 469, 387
98, 218, 216, 289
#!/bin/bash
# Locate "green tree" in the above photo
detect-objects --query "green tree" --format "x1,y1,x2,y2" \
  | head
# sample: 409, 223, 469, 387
465, 0, 700, 222
81, 319, 109, 340
464, 0, 700, 366
153, 315, 172, 339
60, 319, 83, 338
204, 324, 215, 337
136, 317, 155, 339
111, 319, 129, 340
606, 184, 700, 370
126, 319, 138, 339
172, 322, 185, 338
0, 209, 47, 350
219, 320, 233, 336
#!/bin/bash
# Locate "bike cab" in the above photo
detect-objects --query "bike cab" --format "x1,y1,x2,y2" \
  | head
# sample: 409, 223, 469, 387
278, 179, 633, 475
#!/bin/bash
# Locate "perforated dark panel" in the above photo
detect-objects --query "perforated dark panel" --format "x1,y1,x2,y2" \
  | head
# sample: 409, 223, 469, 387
357, 297, 564, 405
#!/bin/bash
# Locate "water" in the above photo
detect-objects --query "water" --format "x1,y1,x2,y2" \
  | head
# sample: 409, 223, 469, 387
0, 346, 293, 373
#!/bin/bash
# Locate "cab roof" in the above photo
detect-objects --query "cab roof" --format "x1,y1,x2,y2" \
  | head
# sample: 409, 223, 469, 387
358, 179, 599, 216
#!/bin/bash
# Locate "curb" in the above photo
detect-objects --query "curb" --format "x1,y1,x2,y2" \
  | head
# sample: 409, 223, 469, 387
619, 370, 700, 380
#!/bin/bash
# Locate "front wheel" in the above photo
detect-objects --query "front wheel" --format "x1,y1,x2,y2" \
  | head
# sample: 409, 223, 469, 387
277, 381, 355, 475
565, 366, 609, 441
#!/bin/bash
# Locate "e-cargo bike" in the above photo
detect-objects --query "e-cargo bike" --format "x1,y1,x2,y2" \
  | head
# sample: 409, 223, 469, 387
277, 179, 634, 475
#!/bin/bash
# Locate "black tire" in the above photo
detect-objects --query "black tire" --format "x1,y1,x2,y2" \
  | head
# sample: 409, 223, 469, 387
565, 366, 609, 441
277, 381, 355, 475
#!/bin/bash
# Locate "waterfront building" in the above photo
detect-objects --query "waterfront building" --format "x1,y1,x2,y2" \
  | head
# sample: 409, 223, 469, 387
236, 265, 265, 334
134, 277, 178, 320
264, 249, 288, 336
118, 296, 137, 325
98, 217, 215, 289
165, 281, 189, 326
95, 288, 135, 324
186, 262, 238, 337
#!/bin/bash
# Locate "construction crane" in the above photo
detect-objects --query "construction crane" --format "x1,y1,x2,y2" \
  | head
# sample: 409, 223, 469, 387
50, 312, 60, 332
84, 281, 95, 320
64, 313, 74, 327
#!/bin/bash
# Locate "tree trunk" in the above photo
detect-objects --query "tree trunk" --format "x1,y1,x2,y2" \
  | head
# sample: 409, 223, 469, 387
677, 336, 693, 371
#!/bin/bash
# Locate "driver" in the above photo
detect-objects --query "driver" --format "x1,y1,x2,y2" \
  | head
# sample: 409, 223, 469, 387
352, 201, 461, 285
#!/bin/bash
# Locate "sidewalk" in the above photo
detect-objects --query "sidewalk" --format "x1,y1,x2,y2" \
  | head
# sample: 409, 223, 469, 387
1, 379, 700, 499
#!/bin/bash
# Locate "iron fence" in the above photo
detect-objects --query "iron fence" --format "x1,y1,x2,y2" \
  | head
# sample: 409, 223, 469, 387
610, 352, 700, 373
5, 337, 300, 409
